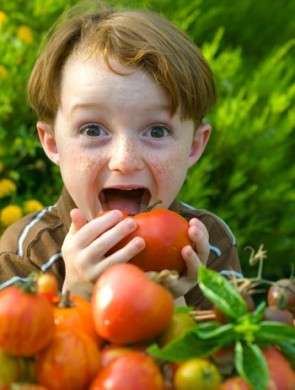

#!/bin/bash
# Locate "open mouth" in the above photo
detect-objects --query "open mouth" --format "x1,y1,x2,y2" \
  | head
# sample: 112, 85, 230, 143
99, 187, 151, 215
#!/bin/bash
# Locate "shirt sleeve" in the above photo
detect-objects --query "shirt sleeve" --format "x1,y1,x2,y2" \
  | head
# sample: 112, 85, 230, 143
0, 252, 41, 286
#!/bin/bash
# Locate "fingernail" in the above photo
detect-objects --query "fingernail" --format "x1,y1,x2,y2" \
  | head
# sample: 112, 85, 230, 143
134, 237, 145, 249
126, 218, 136, 230
112, 210, 123, 218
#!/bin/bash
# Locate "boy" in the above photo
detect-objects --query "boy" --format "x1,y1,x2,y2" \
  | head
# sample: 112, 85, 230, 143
0, 1, 241, 307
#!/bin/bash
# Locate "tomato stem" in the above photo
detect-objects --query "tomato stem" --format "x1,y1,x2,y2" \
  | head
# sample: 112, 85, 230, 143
59, 290, 74, 308
145, 200, 163, 211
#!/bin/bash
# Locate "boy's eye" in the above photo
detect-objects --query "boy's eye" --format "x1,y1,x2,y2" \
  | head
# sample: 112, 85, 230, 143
80, 123, 107, 137
145, 126, 170, 138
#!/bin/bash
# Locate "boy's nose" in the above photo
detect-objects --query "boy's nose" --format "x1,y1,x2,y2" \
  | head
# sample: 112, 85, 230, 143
108, 136, 144, 174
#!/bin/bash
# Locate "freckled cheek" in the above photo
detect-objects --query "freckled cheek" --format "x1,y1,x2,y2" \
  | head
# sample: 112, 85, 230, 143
148, 152, 189, 201
59, 147, 107, 183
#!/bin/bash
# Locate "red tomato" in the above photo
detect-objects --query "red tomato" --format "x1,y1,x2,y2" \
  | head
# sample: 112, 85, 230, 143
100, 346, 133, 368
54, 292, 102, 345
92, 263, 174, 344
36, 329, 101, 390
9, 386, 48, 390
263, 346, 295, 390
263, 306, 294, 325
267, 279, 295, 314
109, 208, 191, 273
218, 377, 252, 389
90, 351, 165, 390
0, 286, 54, 357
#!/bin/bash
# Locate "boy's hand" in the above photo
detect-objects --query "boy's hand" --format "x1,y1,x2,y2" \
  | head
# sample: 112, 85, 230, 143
151, 218, 209, 299
61, 208, 145, 293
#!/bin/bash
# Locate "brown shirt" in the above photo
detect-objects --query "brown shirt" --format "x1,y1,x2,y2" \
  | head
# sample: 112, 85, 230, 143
0, 187, 241, 307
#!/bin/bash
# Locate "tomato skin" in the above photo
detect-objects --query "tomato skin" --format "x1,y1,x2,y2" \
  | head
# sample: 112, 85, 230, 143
263, 346, 295, 390
218, 377, 252, 389
36, 329, 101, 390
9, 385, 48, 390
110, 208, 191, 273
267, 279, 295, 314
0, 286, 54, 357
174, 358, 221, 390
158, 312, 196, 347
92, 263, 174, 344
54, 292, 102, 345
90, 351, 165, 390
0, 351, 35, 386
211, 346, 235, 376
100, 346, 133, 367
263, 306, 294, 325
36, 273, 59, 303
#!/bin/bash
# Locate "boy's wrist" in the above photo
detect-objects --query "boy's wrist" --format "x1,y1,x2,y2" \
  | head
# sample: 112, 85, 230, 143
62, 278, 94, 301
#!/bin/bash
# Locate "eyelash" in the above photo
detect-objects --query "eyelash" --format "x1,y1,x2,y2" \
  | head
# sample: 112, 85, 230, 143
79, 123, 108, 137
143, 125, 171, 139
79, 123, 172, 139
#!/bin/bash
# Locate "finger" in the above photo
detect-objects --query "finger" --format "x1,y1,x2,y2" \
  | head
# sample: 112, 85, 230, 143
188, 225, 209, 265
86, 237, 145, 282
71, 210, 124, 248
85, 217, 139, 259
181, 245, 201, 280
189, 218, 209, 241
70, 208, 88, 233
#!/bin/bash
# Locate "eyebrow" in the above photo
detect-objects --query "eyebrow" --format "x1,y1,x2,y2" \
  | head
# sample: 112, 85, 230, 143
70, 102, 103, 114
70, 102, 171, 114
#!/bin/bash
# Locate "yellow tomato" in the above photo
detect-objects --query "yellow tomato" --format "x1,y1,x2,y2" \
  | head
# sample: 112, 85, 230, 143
174, 358, 221, 390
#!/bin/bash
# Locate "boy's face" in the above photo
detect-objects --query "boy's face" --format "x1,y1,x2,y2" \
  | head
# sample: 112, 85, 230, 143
38, 54, 211, 220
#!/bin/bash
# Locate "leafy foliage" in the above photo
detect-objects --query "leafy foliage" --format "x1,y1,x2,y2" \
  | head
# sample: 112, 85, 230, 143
0, 0, 294, 279
148, 266, 295, 390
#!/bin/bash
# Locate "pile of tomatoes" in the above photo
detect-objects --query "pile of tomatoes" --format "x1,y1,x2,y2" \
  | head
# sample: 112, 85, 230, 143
0, 265, 294, 390
0, 209, 294, 389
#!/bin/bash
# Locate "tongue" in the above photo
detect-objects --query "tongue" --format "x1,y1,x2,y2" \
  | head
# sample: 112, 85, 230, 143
102, 189, 143, 215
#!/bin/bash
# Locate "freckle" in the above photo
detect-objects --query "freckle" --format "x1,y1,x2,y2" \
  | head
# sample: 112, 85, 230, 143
77, 157, 97, 171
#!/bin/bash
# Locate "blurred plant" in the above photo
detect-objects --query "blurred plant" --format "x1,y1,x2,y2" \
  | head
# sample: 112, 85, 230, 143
0, 204, 23, 227
23, 199, 44, 214
0, 179, 16, 198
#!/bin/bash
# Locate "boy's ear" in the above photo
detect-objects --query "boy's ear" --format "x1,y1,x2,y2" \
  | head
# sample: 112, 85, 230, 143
188, 123, 211, 168
36, 121, 60, 165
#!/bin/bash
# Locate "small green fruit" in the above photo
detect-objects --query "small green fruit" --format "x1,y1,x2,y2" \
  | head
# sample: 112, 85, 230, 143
158, 311, 196, 346
0, 350, 35, 386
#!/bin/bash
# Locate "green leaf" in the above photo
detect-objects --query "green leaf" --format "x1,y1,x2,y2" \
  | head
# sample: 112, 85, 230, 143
147, 330, 218, 362
276, 341, 295, 369
198, 266, 248, 319
174, 306, 193, 314
196, 323, 234, 340
252, 301, 266, 323
256, 321, 295, 344
235, 341, 269, 390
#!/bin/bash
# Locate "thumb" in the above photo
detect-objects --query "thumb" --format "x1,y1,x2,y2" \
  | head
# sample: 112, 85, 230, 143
69, 208, 87, 234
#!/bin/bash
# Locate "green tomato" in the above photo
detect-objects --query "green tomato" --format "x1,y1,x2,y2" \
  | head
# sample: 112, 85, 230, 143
0, 350, 35, 386
174, 358, 221, 390
158, 311, 196, 346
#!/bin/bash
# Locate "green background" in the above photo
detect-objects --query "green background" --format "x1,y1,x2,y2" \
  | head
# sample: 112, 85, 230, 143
0, 0, 294, 280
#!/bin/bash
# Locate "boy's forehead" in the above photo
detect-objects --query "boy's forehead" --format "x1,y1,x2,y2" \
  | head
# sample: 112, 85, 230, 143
60, 53, 172, 115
